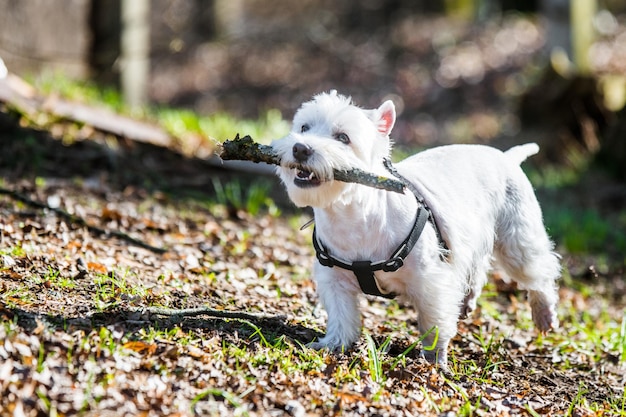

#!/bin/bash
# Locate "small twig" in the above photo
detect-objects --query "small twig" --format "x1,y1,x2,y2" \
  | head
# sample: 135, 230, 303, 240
143, 306, 286, 321
219, 134, 406, 194
0, 186, 167, 254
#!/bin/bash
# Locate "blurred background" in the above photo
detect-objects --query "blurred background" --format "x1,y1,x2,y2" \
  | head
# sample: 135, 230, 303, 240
1, 0, 625, 152
1, 0, 625, 262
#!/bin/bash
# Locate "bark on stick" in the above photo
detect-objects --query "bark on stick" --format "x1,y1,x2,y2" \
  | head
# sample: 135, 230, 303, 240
219, 135, 406, 194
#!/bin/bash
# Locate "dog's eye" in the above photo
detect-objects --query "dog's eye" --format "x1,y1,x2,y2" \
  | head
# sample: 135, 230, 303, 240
300, 124, 310, 133
334, 132, 350, 144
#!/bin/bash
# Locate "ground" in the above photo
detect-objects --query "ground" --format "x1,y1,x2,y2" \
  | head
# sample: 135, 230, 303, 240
0, 121, 625, 416
1, 11, 626, 415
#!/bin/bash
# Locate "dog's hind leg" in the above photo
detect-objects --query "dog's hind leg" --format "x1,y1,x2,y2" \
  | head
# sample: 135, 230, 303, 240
495, 177, 560, 331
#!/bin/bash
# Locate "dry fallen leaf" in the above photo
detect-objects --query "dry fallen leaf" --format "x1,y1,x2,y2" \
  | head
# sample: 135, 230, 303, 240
123, 341, 157, 356
87, 261, 108, 274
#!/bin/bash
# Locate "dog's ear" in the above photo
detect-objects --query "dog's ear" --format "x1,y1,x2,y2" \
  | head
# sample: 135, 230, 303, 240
376, 100, 396, 136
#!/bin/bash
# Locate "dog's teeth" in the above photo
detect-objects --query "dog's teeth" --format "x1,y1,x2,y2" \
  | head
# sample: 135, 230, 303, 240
297, 169, 315, 180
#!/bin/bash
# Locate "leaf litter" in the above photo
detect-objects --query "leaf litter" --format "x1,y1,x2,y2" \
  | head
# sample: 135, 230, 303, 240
0, 132, 625, 416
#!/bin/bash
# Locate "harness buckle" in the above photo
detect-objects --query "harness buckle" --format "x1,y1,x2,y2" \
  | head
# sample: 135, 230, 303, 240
382, 257, 404, 272
316, 251, 334, 267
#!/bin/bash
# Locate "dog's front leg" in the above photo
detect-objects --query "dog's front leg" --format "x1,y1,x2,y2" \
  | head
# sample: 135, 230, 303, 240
410, 268, 466, 369
309, 268, 361, 352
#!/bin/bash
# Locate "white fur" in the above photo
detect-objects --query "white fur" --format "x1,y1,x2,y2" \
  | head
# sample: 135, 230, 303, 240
272, 91, 560, 367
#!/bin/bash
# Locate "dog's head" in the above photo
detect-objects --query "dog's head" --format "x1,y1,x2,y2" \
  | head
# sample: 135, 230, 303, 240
272, 90, 396, 208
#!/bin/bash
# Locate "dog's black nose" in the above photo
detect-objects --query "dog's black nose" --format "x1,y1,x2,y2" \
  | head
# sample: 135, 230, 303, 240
293, 143, 314, 162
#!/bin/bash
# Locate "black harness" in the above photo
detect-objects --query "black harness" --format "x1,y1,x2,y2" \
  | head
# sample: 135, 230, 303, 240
312, 158, 448, 299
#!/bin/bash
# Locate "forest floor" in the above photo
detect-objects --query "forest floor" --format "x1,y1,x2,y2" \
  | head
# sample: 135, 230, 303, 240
1, 9, 626, 416
0, 119, 625, 417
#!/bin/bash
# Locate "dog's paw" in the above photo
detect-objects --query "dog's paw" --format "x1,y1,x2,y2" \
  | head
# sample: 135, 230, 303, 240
532, 306, 559, 333
528, 290, 559, 333
420, 349, 453, 375
307, 341, 344, 353
307, 341, 331, 351
421, 348, 448, 366
307, 336, 350, 353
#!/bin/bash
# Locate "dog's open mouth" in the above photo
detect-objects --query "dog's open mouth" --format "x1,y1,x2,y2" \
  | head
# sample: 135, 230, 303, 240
294, 168, 322, 188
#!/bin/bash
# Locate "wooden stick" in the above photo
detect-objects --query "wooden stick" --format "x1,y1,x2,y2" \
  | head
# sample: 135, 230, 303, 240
219, 135, 406, 194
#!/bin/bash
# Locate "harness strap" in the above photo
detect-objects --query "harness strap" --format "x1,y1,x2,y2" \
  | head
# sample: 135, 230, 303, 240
311, 158, 448, 299
383, 158, 449, 251
352, 261, 381, 297
313, 206, 429, 299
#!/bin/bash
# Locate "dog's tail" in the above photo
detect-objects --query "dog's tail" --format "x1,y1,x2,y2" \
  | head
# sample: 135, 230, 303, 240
505, 143, 540, 165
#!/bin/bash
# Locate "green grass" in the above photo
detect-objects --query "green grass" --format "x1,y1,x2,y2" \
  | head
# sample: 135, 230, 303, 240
613, 311, 626, 364
361, 326, 440, 388
93, 269, 146, 311
0, 244, 26, 258
543, 206, 626, 256
158, 107, 288, 145
552, 301, 626, 365
364, 332, 388, 384
527, 163, 585, 190
211, 178, 280, 217
566, 383, 590, 417
526, 162, 626, 261
449, 326, 509, 384
135, 321, 326, 378
28, 71, 289, 147
31, 72, 127, 113
444, 378, 481, 417
191, 388, 250, 417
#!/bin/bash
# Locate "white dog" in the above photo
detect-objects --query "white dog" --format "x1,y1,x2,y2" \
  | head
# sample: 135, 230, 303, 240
272, 91, 560, 366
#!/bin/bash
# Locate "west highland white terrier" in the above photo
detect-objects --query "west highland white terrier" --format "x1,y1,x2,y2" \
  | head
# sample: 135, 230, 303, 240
272, 91, 560, 366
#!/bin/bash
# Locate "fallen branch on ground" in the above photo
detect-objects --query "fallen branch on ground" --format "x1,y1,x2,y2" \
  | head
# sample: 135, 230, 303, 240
0, 73, 172, 148
142, 305, 286, 321
219, 134, 406, 194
